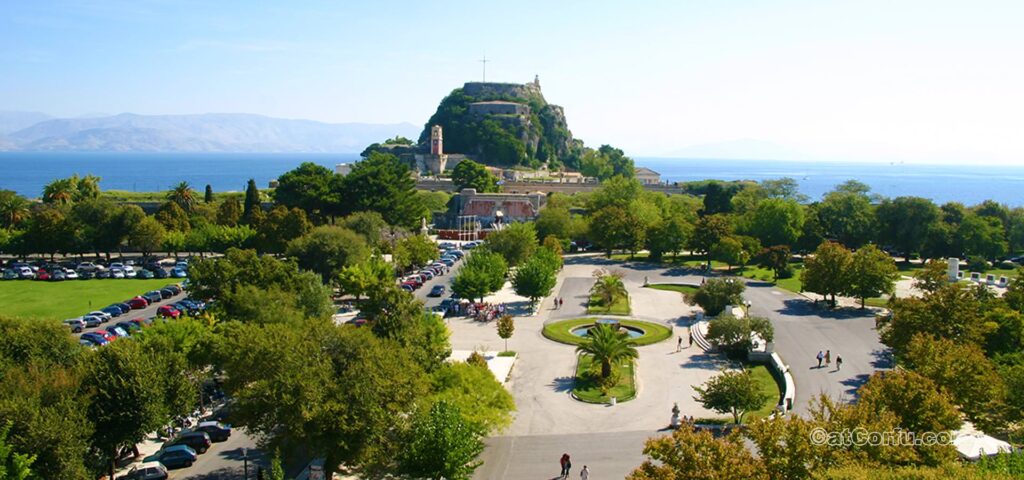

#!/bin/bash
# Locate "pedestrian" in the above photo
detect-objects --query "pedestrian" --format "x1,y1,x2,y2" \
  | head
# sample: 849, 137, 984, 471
688, 329, 693, 347
816, 350, 824, 368
560, 297, 564, 308
836, 355, 843, 370
560, 453, 570, 478
563, 454, 573, 478
677, 336, 682, 352
580, 465, 590, 480
825, 349, 831, 365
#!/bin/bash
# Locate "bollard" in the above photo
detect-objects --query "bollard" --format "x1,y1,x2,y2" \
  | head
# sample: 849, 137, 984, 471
610, 396, 617, 406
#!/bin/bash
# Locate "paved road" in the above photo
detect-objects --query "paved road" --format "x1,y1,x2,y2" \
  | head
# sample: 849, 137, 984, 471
167, 430, 263, 480
476, 430, 657, 480
77, 285, 188, 337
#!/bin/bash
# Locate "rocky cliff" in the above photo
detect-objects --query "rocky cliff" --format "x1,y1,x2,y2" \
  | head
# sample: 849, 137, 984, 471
418, 80, 582, 169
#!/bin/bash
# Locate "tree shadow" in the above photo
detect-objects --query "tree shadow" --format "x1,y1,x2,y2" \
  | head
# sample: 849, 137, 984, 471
549, 376, 575, 393
680, 354, 724, 371
839, 373, 872, 397
869, 348, 894, 369
775, 299, 875, 321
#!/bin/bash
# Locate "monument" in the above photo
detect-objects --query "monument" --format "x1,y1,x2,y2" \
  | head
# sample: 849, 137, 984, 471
947, 257, 960, 283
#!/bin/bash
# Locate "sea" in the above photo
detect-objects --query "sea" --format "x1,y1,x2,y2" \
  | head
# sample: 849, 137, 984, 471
1, 152, 1023, 207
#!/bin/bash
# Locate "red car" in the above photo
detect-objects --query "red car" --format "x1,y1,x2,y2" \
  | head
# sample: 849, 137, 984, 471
157, 305, 181, 318
127, 297, 149, 309
95, 330, 117, 343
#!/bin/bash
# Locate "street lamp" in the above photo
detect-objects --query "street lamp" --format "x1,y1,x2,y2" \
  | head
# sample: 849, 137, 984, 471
242, 447, 248, 480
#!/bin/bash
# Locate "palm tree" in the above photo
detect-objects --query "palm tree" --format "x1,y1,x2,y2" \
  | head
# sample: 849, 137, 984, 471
591, 275, 627, 311
74, 174, 101, 202
167, 181, 197, 213
575, 324, 639, 378
42, 177, 76, 205
0, 190, 30, 228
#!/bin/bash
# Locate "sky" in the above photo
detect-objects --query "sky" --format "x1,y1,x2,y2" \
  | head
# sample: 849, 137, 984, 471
2, 0, 1024, 164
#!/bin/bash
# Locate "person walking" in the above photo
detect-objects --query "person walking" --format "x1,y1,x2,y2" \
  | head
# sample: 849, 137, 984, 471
836, 355, 843, 370
580, 465, 590, 480
825, 350, 831, 366
677, 336, 683, 352
688, 329, 693, 347
816, 350, 824, 368
560, 453, 570, 478
562, 454, 573, 478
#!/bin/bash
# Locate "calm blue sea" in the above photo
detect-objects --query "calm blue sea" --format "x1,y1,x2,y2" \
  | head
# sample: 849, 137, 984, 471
0, 152, 1022, 206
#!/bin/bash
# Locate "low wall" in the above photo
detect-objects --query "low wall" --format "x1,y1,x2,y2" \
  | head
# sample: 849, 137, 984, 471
749, 350, 796, 413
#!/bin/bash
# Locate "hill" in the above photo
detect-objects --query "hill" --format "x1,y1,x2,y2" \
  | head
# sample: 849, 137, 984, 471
0, 111, 53, 135
0, 112, 418, 153
418, 79, 583, 169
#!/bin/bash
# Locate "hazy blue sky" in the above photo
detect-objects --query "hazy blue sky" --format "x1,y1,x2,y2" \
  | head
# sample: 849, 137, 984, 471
2, 1, 1023, 163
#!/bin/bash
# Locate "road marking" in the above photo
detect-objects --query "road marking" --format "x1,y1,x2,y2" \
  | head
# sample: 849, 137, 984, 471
771, 291, 782, 295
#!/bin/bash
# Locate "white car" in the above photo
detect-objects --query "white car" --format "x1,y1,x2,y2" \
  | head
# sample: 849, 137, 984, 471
64, 269, 79, 280
63, 318, 85, 333
88, 310, 112, 322
122, 462, 168, 480
122, 265, 136, 276
76, 262, 98, 272
109, 262, 125, 270
82, 315, 103, 327
111, 269, 126, 279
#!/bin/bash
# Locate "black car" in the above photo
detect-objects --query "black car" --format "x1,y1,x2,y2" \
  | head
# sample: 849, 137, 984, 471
96, 270, 112, 279
49, 270, 66, 281
193, 421, 232, 442
164, 284, 183, 295
159, 288, 176, 299
428, 285, 446, 297
151, 268, 170, 279
164, 431, 211, 454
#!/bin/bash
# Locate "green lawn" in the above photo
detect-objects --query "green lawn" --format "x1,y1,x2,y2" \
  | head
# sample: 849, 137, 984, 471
609, 252, 726, 269
745, 364, 782, 422
587, 293, 631, 315
543, 318, 673, 346
0, 279, 177, 320
740, 264, 805, 293
645, 283, 698, 295
100, 189, 266, 203
573, 354, 636, 403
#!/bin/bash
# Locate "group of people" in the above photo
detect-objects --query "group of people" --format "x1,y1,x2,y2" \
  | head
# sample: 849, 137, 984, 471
559, 453, 589, 479
815, 349, 843, 370
676, 331, 694, 352
465, 302, 507, 322
552, 296, 565, 309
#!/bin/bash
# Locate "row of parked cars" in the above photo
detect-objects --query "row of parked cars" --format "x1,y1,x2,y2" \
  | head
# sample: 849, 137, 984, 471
63, 284, 207, 346
1, 259, 189, 281
399, 247, 467, 295
122, 420, 234, 478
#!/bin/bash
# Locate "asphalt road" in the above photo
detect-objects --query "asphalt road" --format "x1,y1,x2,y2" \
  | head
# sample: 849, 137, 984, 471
166, 429, 264, 480
77, 284, 188, 337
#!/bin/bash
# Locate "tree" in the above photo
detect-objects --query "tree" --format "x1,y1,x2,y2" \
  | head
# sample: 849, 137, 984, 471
340, 152, 426, 228
451, 159, 499, 193
646, 214, 691, 261
847, 244, 899, 308
398, 400, 485, 480
801, 241, 853, 308
340, 211, 389, 247
511, 257, 556, 308
155, 201, 191, 232
23, 206, 75, 259
286, 226, 369, 283
588, 206, 641, 257
700, 181, 736, 216
256, 206, 312, 254
958, 213, 1008, 262
712, 236, 747, 273
744, 416, 820, 480
817, 186, 875, 248
693, 369, 770, 424
0, 422, 34, 480
41, 177, 77, 205
629, 427, 765, 480
273, 162, 334, 218
204, 184, 213, 203
875, 197, 940, 261
393, 234, 439, 273
451, 250, 507, 302
575, 324, 639, 379
706, 315, 775, 357
484, 222, 537, 267
879, 284, 988, 352
535, 206, 573, 242
243, 178, 261, 219
216, 197, 242, 226
364, 286, 451, 372
857, 370, 962, 439
688, 214, 733, 268
687, 278, 745, 317
913, 259, 950, 294
167, 181, 198, 213
128, 217, 166, 257
757, 245, 792, 281
496, 315, 514, 352
591, 273, 627, 312
428, 363, 514, 432
337, 256, 394, 300
0, 190, 30, 228
745, 198, 805, 247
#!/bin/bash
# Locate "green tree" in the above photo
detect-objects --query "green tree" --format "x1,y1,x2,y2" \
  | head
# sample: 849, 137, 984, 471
398, 400, 485, 480
847, 244, 899, 308
590, 273, 627, 312
337, 256, 394, 300
243, 178, 261, 219
700, 181, 737, 216
451, 159, 499, 192
817, 185, 876, 248
340, 211, 389, 247
757, 245, 793, 282
257, 206, 312, 254
875, 197, 940, 262
216, 197, 242, 226
0, 191, 30, 229
128, 216, 166, 257
428, 363, 514, 432
575, 323, 639, 379
801, 241, 853, 308
451, 250, 507, 302
167, 181, 198, 213
155, 201, 191, 232
913, 259, 950, 294
0, 422, 34, 480
744, 416, 820, 480
496, 314, 514, 352
393, 234, 438, 273
535, 206, 573, 242
273, 162, 335, 219
687, 278, 745, 317
204, 184, 213, 203
706, 315, 775, 357
511, 257, 556, 308
689, 214, 733, 269
712, 236, 747, 273
745, 198, 805, 247
286, 225, 369, 283
693, 369, 771, 424
629, 427, 765, 480
23, 206, 75, 259
484, 221, 537, 267
958, 213, 1008, 262
857, 370, 962, 446
41, 177, 77, 205
879, 284, 988, 352
646, 214, 692, 261
340, 152, 426, 228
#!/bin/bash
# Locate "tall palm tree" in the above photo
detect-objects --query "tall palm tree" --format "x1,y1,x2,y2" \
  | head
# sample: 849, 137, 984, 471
0, 190, 30, 228
591, 275, 627, 310
167, 181, 197, 213
575, 324, 639, 378
74, 174, 101, 202
42, 177, 76, 205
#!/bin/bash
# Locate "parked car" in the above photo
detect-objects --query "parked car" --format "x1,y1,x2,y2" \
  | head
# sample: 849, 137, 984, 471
76, 262, 100, 272
111, 269, 126, 279
96, 270, 112, 279
35, 271, 51, 281
418, 270, 434, 281
143, 291, 163, 303
80, 332, 109, 346
16, 266, 34, 279
163, 284, 183, 295
2, 269, 17, 280
101, 306, 123, 318
163, 431, 211, 454
153, 444, 197, 469
193, 421, 232, 442
63, 318, 85, 333
150, 267, 169, 279
112, 303, 132, 314
157, 305, 181, 318
400, 284, 414, 293
118, 321, 143, 333
82, 315, 104, 327
95, 330, 117, 343
64, 269, 79, 280
170, 267, 188, 278
88, 310, 113, 322
128, 317, 152, 329
158, 288, 175, 299
428, 285, 446, 297
106, 325, 130, 338
439, 258, 455, 267
136, 269, 155, 279
78, 270, 95, 280
127, 297, 149, 309
122, 462, 168, 480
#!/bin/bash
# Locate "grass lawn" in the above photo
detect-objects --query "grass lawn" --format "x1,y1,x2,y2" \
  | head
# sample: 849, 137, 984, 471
645, 283, 698, 295
608, 252, 727, 269
0, 279, 176, 320
100, 189, 267, 203
745, 363, 782, 422
543, 318, 673, 346
573, 354, 636, 403
739, 264, 805, 293
587, 293, 631, 315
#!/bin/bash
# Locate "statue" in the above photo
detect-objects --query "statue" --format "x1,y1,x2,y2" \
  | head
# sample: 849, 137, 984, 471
671, 402, 681, 428
420, 217, 429, 236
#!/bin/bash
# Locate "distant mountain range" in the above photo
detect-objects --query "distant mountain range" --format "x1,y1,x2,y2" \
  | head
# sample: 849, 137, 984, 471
0, 111, 419, 153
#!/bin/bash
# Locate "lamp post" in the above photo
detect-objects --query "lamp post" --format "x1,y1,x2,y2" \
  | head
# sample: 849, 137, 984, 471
242, 447, 248, 480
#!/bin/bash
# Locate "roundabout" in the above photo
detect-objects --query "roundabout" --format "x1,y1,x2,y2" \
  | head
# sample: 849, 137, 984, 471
542, 317, 673, 346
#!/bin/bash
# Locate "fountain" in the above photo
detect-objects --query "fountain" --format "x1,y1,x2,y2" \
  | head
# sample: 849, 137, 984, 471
571, 319, 645, 339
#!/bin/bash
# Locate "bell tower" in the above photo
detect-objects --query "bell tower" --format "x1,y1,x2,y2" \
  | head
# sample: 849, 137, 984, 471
430, 125, 443, 155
